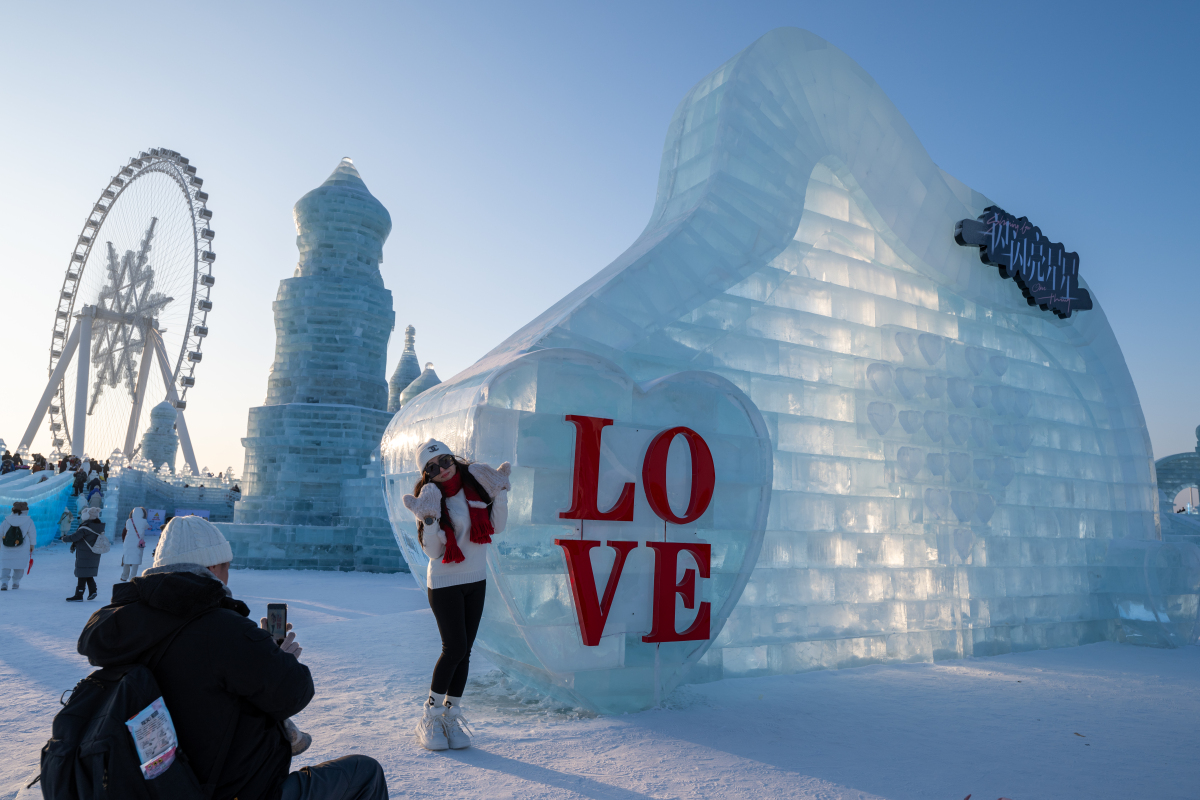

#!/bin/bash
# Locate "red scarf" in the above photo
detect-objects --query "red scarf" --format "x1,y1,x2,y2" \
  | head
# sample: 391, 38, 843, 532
435, 472, 494, 564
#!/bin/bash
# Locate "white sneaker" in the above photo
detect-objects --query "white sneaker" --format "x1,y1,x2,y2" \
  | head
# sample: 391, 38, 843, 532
415, 704, 449, 751
443, 705, 472, 749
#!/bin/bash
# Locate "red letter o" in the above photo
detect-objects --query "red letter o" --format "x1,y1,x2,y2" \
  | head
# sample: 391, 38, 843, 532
641, 427, 715, 524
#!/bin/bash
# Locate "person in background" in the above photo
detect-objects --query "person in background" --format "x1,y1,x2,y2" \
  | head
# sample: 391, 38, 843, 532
0, 502, 35, 591
58, 508, 73, 541
64, 506, 105, 601
72, 469, 86, 497
77, 517, 388, 800
120, 507, 147, 582
402, 439, 510, 751
103, 459, 110, 481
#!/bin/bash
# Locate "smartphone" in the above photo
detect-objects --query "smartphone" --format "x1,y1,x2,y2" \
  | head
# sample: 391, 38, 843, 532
266, 603, 288, 645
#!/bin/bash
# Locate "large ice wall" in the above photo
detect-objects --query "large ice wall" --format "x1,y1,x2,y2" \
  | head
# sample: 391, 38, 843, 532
382, 28, 1180, 712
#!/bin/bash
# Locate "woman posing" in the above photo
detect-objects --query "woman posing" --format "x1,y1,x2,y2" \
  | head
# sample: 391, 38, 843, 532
403, 439, 510, 752
120, 507, 148, 581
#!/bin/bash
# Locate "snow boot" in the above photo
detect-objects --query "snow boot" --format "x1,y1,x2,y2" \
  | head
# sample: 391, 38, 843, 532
443, 705, 472, 749
1, 584, 7, 591
87, 590, 98, 601
66, 591, 84, 602
284, 718, 312, 756
415, 704, 449, 751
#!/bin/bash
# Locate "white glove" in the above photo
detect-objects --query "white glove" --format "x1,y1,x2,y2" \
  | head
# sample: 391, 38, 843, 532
260, 618, 303, 660
469, 461, 511, 496
403, 483, 443, 526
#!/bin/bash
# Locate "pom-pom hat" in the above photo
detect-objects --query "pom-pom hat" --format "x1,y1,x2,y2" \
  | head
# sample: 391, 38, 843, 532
416, 439, 454, 471
153, 515, 233, 569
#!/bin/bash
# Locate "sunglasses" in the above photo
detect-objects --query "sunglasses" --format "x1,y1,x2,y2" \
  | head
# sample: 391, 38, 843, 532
423, 454, 457, 476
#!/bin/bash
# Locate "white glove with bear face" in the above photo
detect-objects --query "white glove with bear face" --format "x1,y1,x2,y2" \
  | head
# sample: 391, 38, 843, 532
402, 482, 443, 527
468, 461, 512, 496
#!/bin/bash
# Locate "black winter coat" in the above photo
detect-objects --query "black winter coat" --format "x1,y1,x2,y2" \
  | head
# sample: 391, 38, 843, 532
78, 571, 313, 800
64, 521, 104, 578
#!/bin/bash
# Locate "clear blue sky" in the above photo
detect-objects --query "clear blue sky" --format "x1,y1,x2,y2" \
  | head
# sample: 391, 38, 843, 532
1, 1, 1195, 475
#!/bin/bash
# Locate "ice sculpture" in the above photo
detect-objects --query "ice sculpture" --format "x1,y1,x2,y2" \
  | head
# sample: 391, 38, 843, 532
138, 400, 179, 473
382, 28, 1177, 712
0, 470, 74, 547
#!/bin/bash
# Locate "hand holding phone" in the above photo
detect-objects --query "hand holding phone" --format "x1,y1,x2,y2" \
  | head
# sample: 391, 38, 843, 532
266, 603, 288, 645
261, 604, 303, 660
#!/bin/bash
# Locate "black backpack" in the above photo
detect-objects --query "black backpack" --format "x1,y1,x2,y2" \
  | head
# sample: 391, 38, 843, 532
36, 610, 234, 800
2, 522, 23, 548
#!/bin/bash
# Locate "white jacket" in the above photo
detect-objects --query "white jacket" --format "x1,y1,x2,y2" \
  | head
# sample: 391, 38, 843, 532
122, 512, 148, 565
406, 463, 510, 590
0, 514, 35, 570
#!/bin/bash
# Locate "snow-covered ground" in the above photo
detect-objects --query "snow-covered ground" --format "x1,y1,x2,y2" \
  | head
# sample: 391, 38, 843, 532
3, 540, 1197, 800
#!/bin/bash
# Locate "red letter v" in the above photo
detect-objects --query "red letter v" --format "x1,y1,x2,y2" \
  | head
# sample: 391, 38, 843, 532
554, 539, 638, 646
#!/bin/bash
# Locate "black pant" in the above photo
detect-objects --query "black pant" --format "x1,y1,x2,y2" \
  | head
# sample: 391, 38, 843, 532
280, 755, 388, 800
427, 579, 486, 697
75, 577, 96, 595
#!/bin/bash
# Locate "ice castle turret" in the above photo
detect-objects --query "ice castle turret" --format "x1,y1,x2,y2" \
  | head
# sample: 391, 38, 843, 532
234, 158, 396, 526
397, 362, 441, 407
139, 401, 179, 473
388, 326, 421, 413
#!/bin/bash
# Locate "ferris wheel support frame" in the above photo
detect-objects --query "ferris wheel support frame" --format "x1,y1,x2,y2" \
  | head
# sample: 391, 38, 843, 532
19, 304, 200, 474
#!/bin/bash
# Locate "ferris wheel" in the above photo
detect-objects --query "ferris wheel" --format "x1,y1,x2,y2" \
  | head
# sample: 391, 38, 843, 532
18, 148, 215, 473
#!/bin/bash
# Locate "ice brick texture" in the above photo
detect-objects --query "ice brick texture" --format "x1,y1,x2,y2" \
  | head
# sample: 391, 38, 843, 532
384, 349, 772, 713
383, 28, 1173, 711
236, 159, 395, 528
0, 470, 75, 547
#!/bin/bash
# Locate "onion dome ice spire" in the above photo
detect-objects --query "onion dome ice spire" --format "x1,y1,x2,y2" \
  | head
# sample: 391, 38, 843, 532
292, 157, 392, 285
398, 362, 441, 408
388, 325, 422, 413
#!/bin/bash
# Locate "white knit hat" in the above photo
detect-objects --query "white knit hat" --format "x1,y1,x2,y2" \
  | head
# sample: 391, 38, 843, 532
153, 515, 233, 569
416, 439, 453, 470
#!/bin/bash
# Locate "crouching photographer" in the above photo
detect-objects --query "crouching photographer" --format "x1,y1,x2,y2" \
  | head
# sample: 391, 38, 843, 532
63, 515, 389, 800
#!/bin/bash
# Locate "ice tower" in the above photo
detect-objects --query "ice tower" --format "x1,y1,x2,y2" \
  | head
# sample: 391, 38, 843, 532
235, 158, 394, 523
219, 159, 405, 572
388, 326, 421, 413
138, 400, 179, 473
381, 28, 1199, 712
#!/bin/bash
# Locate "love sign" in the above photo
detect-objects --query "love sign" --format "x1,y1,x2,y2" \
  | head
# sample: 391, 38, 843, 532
556, 416, 717, 646
382, 348, 773, 713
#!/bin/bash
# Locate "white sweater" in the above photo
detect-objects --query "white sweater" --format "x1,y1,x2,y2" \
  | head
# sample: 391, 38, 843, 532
420, 487, 508, 590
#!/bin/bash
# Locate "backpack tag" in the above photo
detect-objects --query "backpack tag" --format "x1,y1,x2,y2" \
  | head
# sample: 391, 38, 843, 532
126, 697, 179, 778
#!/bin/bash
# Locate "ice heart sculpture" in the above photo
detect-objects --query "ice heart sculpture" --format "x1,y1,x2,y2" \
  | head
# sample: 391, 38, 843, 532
383, 348, 771, 713
384, 26, 1179, 713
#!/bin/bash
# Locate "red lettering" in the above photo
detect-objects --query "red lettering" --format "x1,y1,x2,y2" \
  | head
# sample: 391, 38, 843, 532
555, 539, 639, 646
642, 541, 711, 642
641, 426, 715, 524
559, 415, 635, 521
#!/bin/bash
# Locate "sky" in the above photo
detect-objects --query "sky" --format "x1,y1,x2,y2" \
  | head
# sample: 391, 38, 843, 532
0, 1, 1196, 476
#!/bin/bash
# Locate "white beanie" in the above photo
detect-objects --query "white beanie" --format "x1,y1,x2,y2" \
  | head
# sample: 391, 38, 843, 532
153, 515, 233, 569
416, 439, 453, 470
80, 506, 101, 521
